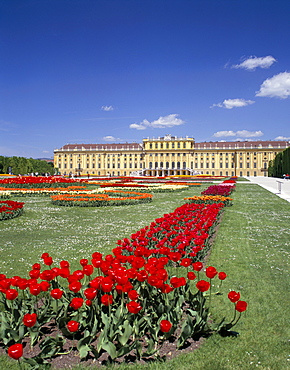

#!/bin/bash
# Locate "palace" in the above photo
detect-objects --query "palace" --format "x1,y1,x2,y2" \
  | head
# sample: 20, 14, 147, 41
54, 135, 290, 177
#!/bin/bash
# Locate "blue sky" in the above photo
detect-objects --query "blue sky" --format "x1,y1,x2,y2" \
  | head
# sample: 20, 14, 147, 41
1, 0, 290, 159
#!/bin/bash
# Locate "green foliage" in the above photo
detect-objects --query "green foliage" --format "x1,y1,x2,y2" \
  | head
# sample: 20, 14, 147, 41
269, 147, 290, 177
0, 156, 54, 175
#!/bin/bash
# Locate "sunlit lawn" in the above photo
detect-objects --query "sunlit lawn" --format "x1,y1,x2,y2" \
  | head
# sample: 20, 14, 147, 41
1, 183, 290, 369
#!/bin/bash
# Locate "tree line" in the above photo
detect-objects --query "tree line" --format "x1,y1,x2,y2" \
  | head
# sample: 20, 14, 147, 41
268, 146, 290, 177
0, 156, 55, 175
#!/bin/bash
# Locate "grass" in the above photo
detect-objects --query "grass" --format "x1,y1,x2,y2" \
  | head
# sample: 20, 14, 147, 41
1, 183, 290, 369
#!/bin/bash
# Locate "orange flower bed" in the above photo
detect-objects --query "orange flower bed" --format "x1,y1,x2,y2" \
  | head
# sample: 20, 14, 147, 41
51, 190, 153, 207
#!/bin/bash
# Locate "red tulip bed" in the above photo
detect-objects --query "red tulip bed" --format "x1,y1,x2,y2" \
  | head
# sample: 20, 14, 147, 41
0, 178, 247, 369
201, 183, 235, 197
0, 176, 86, 189
0, 200, 25, 221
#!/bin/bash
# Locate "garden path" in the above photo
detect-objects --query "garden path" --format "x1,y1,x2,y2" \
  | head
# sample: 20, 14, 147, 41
243, 176, 290, 203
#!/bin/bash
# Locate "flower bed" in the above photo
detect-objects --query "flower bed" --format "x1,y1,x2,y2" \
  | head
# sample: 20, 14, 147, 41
117, 202, 225, 261
51, 190, 153, 207
0, 176, 85, 188
0, 186, 89, 198
0, 200, 25, 221
105, 184, 190, 193
99, 183, 148, 188
1, 202, 247, 367
201, 184, 235, 196
184, 195, 233, 206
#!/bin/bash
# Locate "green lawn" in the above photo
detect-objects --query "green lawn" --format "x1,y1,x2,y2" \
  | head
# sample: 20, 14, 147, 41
1, 183, 290, 370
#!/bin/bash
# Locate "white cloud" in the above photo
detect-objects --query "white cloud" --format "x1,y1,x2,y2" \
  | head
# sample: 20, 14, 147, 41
103, 135, 119, 142
275, 136, 290, 141
210, 98, 255, 109
213, 130, 263, 138
232, 56, 277, 70
213, 130, 236, 137
256, 72, 290, 99
101, 105, 114, 111
129, 114, 185, 130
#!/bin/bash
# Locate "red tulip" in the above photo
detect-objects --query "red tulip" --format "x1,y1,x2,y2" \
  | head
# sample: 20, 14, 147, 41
29, 284, 41, 296
23, 313, 37, 327
50, 288, 63, 299
205, 266, 218, 279
60, 260, 70, 269
101, 294, 113, 306
39, 269, 55, 281
29, 269, 40, 279
128, 289, 139, 301
228, 291, 241, 303
196, 280, 210, 292
6, 288, 18, 300
218, 271, 227, 280
67, 320, 79, 333
59, 268, 70, 278
83, 264, 94, 276
160, 320, 172, 333
80, 258, 88, 266
72, 270, 84, 281
17, 278, 29, 290
126, 301, 142, 314
85, 299, 92, 306
193, 262, 203, 271
84, 287, 97, 300
69, 297, 84, 310
187, 271, 196, 280
43, 256, 53, 266
32, 263, 41, 270
100, 277, 114, 293
39, 281, 50, 292
7, 343, 23, 360
136, 270, 148, 282
69, 281, 82, 293
235, 300, 248, 312
180, 258, 191, 267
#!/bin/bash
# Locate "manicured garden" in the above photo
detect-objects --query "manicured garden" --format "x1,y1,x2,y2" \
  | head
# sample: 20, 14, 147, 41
0, 176, 290, 369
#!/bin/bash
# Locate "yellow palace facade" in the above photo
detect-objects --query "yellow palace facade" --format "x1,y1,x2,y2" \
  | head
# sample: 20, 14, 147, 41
54, 134, 289, 177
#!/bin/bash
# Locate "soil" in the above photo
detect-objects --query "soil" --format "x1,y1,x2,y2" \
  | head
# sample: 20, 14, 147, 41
1, 325, 205, 369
